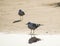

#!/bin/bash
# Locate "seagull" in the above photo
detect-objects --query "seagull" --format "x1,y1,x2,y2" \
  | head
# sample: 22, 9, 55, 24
26, 22, 42, 35
18, 9, 25, 21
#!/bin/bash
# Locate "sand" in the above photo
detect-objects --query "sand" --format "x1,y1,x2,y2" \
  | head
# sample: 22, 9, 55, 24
0, 0, 60, 34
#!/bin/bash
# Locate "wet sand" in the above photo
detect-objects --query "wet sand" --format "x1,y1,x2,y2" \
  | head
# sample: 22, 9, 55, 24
0, 0, 60, 34
0, 34, 60, 46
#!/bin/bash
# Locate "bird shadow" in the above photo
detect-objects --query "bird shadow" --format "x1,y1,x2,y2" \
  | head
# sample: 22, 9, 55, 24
28, 36, 41, 44
42, 2, 60, 7
13, 20, 21, 23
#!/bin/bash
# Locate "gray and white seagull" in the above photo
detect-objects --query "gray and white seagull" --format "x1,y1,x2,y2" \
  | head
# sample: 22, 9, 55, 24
18, 9, 25, 21
26, 22, 42, 35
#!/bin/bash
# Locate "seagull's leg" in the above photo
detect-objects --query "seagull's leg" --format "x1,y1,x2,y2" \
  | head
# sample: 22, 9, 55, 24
30, 29, 33, 35
31, 30, 35, 37
20, 16, 22, 21
32, 30, 34, 35
20, 16, 21, 20
21, 16, 23, 21
33, 30, 34, 34
30, 29, 32, 34
33, 30, 35, 36
30, 30, 36, 37
30, 29, 33, 37
20, 16, 23, 21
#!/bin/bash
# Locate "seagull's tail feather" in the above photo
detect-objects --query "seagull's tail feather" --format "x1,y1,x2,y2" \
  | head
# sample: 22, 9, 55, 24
37, 24, 40, 27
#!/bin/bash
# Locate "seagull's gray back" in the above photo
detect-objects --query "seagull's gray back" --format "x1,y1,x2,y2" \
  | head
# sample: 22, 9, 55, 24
28, 23, 40, 30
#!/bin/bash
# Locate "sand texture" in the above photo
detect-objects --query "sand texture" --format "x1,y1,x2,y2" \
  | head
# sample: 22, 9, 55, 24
0, 0, 60, 34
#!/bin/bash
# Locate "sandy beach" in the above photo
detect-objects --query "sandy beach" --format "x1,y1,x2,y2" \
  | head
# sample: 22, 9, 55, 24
0, 0, 60, 34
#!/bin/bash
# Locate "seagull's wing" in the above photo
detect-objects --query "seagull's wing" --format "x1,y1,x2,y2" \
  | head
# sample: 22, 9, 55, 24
18, 10, 25, 15
32, 24, 36, 27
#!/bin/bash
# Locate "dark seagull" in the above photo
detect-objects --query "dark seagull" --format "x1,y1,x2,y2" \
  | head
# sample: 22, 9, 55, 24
13, 9, 25, 23
18, 9, 25, 21
26, 22, 42, 35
